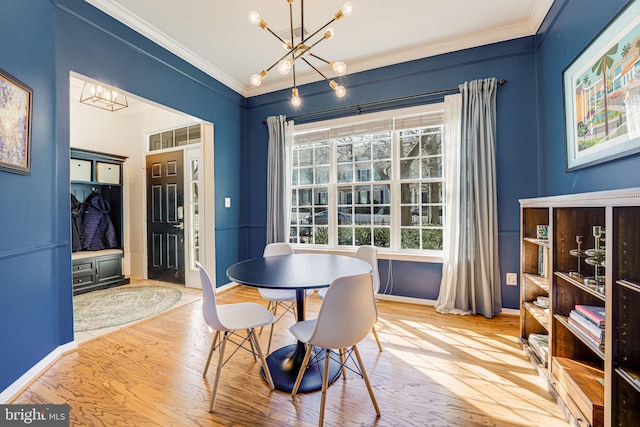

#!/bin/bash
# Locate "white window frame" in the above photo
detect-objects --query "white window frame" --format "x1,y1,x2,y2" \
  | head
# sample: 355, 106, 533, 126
291, 104, 445, 262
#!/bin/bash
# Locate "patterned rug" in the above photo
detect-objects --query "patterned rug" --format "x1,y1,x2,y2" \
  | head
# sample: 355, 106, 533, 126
73, 286, 182, 332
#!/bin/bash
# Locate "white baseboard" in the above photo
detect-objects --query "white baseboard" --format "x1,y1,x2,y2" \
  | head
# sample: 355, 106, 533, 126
377, 293, 520, 316
0, 341, 78, 403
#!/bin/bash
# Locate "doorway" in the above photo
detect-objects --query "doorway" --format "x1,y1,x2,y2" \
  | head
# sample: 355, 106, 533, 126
69, 73, 214, 291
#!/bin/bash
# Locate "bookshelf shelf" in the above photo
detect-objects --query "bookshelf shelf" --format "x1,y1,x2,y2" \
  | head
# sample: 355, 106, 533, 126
616, 368, 640, 394
523, 302, 550, 331
524, 273, 550, 293
555, 315, 605, 361
555, 272, 606, 302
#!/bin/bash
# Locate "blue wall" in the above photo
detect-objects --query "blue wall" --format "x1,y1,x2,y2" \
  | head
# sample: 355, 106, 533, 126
246, 37, 539, 308
0, 0, 247, 392
536, 0, 639, 195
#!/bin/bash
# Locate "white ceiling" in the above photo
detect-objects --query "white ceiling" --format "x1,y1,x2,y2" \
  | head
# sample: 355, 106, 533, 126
85, 0, 554, 97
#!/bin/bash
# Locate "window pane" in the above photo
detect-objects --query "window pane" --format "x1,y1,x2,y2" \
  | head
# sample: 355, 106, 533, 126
338, 207, 353, 224
400, 134, 420, 157
422, 205, 443, 226
299, 189, 312, 206
422, 182, 443, 203
355, 163, 370, 182
372, 138, 391, 160
291, 190, 298, 207
337, 164, 353, 183
374, 227, 390, 248
299, 168, 313, 185
355, 206, 372, 225
421, 133, 442, 156
299, 148, 313, 166
401, 206, 418, 226
400, 159, 420, 179
292, 169, 299, 186
355, 227, 372, 246
353, 139, 371, 161
401, 183, 421, 204
337, 143, 352, 163
337, 186, 353, 205
175, 127, 188, 146
423, 228, 443, 250
373, 161, 391, 181
314, 188, 328, 206
315, 146, 330, 165
355, 186, 370, 204
338, 226, 353, 245
372, 185, 390, 204
401, 228, 420, 249
422, 157, 442, 178
316, 166, 330, 184
374, 205, 390, 225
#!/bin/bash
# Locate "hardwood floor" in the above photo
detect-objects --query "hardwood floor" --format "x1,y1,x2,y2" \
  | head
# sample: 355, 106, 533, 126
12, 283, 569, 426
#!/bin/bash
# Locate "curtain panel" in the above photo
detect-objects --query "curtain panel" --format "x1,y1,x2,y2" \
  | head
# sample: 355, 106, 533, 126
266, 115, 293, 244
435, 78, 501, 318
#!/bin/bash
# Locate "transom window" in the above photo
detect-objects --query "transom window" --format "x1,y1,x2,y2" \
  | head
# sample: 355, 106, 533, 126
290, 105, 445, 254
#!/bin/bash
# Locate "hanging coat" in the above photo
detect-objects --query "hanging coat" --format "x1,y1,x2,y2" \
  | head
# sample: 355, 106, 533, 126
71, 193, 86, 252
82, 192, 119, 251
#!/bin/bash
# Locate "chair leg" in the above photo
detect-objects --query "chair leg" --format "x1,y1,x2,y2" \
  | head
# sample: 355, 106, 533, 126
209, 331, 228, 413
371, 325, 383, 352
249, 328, 275, 390
339, 348, 347, 379
353, 344, 380, 417
203, 331, 219, 378
259, 301, 274, 335
291, 344, 314, 397
318, 348, 331, 427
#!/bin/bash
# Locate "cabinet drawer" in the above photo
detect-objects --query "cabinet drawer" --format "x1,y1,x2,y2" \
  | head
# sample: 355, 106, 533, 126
96, 162, 120, 184
72, 261, 94, 274
73, 274, 94, 286
70, 159, 92, 182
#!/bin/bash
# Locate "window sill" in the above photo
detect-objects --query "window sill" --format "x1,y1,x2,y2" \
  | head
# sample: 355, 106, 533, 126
291, 246, 443, 263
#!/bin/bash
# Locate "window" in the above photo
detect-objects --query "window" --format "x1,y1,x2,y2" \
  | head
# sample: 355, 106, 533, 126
289, 105, 445, 255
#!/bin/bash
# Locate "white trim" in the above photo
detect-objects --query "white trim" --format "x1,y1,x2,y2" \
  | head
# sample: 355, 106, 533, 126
215, 281, 240, 294
376, 294, 519, 315
84, 0, 245, 96
0, 341, 78, 403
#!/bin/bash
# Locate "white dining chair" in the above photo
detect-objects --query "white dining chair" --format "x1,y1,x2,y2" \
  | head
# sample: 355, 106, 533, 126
290, 273, 381, 426
317, 245, 383, 351
259, 242, 313, 354
196, 261, 275, 413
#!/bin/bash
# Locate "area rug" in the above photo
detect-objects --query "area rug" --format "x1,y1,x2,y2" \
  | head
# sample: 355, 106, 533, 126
73, 286, 182, 332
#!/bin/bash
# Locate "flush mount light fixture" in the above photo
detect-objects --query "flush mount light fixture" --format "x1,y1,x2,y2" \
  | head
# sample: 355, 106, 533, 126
249, 0, 352, 107
79, 82, 128, 112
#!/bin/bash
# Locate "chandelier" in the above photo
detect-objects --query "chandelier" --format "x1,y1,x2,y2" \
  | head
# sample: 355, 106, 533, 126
248, 1, 353, 107
79, 82, 128, 112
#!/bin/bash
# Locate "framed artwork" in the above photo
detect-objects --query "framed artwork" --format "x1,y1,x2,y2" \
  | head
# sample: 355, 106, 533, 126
563, 1, 640, 171
0, 68, 32, 175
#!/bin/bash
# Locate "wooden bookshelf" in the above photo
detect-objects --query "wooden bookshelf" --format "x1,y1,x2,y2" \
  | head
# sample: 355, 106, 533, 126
520, 188, 640, 426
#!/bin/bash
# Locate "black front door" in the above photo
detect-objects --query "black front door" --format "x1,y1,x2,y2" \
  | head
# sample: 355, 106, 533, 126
146, 152, 185, 284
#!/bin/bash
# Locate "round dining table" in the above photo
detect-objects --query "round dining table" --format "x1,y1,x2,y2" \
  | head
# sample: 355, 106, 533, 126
226, 253, 371, 393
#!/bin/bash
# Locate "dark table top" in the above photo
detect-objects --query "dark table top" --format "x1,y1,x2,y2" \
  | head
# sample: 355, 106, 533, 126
226, 253, 371, 290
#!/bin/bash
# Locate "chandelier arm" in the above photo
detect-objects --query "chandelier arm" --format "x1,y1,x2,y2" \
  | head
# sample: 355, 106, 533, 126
301, 57, 330, 82
308, 52, 331, 65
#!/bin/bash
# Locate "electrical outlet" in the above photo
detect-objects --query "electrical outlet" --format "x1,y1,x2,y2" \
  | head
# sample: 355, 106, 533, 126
506, 273, 518, 286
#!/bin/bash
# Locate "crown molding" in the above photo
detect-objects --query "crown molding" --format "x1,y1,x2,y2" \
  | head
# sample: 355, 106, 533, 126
85, 0, 247, 96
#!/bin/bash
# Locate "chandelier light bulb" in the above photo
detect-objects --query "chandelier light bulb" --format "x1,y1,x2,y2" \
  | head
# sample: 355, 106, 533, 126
324, 28, 335, 39
291, 88, 302, 107
248, 11, 261, 25
335, 85, 346, 97
342, 2, 353, 17
331, 61, 347, 76
277, 59, 292, 75
250, 73, 264, 87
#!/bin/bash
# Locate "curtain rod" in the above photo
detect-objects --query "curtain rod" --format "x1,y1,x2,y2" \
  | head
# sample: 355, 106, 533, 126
264, 79, 506, 123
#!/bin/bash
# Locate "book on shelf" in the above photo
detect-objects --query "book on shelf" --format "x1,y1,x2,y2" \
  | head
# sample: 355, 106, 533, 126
568, 318, 605, 349
569, 310, 605, 339
574, 304, 605, 327
537, 246, 549, 278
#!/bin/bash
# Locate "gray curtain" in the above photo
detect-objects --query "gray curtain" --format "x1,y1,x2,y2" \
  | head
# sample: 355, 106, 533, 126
266, 115, 290, 244
435, 78, 501, 318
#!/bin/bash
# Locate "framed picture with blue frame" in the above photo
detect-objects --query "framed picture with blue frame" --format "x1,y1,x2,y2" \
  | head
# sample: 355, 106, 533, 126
563, 0, 640, 171
0, 67, 33, 175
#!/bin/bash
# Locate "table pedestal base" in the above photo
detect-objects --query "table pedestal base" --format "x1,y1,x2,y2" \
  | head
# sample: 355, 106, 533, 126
263, 344, 341, 393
